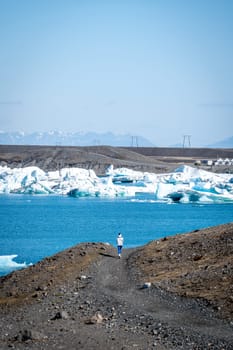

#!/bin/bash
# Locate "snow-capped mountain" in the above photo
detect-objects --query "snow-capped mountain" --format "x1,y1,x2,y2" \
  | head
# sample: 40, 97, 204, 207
207, 136, 233, 148
0, 131, 154, 147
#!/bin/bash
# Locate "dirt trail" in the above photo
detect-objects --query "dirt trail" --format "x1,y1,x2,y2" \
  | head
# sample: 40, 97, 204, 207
0, 242, 233, 349
85, 249, 233, 349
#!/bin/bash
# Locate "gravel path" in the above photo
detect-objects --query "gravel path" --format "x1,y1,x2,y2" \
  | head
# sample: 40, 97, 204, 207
0, 246, 233, 349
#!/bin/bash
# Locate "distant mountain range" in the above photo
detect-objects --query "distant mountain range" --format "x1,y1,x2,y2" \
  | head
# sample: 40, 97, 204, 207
0, 131, 155, 147
207, 136, 233, 148
0, 131, 232, 148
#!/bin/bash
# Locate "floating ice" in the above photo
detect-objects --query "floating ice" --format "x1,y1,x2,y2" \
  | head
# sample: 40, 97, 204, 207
0, 255, 29, 275
0, 164, 233, 203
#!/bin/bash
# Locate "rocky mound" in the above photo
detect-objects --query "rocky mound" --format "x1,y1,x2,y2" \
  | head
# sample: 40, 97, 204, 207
128, 222, 233, 320
0, 224, 233, 349
0, 243, 107, 305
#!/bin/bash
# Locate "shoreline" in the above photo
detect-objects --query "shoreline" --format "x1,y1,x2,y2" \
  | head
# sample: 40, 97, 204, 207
0, 223, 233, 349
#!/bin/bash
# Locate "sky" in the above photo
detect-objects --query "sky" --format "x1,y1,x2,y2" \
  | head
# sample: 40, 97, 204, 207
0, 0, 233, 147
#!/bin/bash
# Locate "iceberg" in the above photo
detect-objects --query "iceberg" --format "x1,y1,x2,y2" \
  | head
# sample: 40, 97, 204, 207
0, 255, 29, 275
0, 164, 233, 203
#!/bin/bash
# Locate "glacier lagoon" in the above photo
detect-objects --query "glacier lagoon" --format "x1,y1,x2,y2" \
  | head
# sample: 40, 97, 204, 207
0, 194, 233, 276
1, 164, 233, 276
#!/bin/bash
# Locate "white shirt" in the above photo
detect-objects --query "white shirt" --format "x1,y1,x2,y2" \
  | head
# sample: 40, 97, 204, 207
117, 235, 124, 246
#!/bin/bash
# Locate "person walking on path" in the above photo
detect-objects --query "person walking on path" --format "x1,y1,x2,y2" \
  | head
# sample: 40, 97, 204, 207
117, 233, 124, 258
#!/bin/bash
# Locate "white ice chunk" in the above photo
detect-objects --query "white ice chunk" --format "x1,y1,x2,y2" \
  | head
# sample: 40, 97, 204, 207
0, 255, 28, 272
0, 164, 233, 203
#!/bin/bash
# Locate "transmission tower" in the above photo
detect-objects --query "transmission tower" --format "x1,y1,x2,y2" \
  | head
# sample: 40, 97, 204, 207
182, 135, 191, 148
93, 139, 100, 145
131, 136, 139, 147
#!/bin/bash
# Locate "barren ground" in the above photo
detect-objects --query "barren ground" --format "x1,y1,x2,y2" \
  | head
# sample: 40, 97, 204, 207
0, 223, 233, 350
1, 145, 233, 174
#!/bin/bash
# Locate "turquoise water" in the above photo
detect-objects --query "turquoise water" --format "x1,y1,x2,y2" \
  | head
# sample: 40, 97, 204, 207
0, 195, 233, 276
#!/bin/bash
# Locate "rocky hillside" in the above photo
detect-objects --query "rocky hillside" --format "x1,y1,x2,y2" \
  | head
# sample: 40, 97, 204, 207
1, 145, 233, 175
129, 222, 233, 320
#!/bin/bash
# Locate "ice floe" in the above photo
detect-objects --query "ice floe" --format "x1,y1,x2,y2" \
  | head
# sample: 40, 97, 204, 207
0, 164, 233, 203
0, 255, 29, 275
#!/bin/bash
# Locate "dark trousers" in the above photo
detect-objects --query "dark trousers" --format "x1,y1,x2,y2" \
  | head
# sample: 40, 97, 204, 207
117, 245, 122, 255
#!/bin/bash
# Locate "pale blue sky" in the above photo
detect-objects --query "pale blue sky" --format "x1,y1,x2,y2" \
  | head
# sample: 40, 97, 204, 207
0, 0, 233, 146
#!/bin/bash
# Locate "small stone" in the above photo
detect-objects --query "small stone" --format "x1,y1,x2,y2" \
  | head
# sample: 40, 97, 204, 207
85, 312, 104, 324
52, 310, 69, 320
80, 275, 87, 280
142, 282, 151, 289
17, 329, 46, 341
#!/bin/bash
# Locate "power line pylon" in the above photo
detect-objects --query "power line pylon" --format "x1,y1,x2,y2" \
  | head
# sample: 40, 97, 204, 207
182, 135, 191, 148
131, 136, 139, 147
